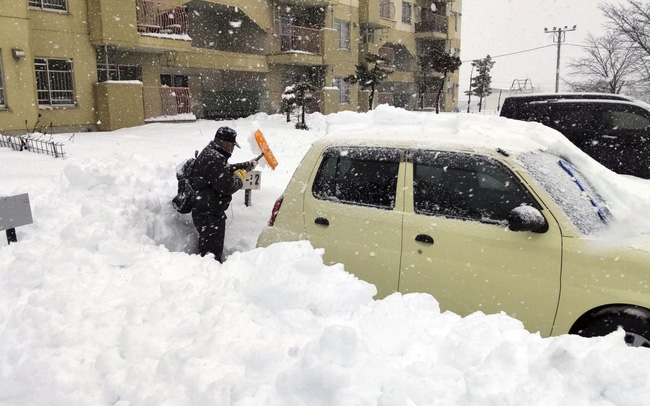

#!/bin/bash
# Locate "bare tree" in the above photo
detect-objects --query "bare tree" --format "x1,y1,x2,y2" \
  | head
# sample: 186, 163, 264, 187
565, 31, 640, 94
600, 0, 650, 57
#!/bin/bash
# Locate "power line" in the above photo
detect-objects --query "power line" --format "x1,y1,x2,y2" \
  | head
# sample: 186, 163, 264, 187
462, 44, 556, 63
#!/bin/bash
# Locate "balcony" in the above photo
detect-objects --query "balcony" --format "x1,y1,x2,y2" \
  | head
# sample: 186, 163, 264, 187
143, 86, 192, 120
136, 0, 189, 37
415, 14, 448, 34
280, 25, 323, 55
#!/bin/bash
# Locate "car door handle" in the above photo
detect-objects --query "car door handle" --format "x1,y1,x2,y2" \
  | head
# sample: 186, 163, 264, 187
315, 217, 329, 226
415, 234, 434, 244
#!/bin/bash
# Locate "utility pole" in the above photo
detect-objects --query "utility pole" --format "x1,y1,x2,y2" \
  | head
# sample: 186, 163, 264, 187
544, 25, 577, 93
467, 63, 475, 113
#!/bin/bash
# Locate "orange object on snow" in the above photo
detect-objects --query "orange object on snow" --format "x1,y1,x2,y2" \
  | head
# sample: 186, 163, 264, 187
254, 129, 278, 170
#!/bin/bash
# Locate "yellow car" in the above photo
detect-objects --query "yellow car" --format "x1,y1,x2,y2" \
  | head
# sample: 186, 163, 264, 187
257, 136, 650, 347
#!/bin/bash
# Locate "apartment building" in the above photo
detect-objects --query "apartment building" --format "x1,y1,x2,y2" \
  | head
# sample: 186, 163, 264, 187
0, 0, 461, 133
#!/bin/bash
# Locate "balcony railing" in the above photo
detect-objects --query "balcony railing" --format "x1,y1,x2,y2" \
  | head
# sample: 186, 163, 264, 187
415, 14, 448, 34
143, 86, 192, 119
136, 0, 189, 36
280, 25, 323, 55
380, 0, 395, 21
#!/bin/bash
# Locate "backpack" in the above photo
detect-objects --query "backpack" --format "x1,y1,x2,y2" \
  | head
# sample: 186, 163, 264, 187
172, 151, 198, 214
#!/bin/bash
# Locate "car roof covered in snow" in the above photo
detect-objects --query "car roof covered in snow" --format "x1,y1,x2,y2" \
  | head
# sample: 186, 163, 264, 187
320, 108, 570, 159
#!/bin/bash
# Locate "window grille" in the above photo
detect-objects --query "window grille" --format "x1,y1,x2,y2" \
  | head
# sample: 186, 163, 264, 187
0, 51, 5, 107
361, 26, 375, 44
334, 78, 350, 104
29, 0, 67, 11
96, 49, 142, 82
402, 2, 412, 24
334, 19, 350, 50
34, 58, 75, 107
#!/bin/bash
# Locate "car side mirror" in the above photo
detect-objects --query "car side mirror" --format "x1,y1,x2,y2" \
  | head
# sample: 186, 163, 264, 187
508, 206, 548, 233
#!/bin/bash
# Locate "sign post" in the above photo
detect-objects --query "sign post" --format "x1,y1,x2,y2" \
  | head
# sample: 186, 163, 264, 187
0, 193, 33, 244
243, 171, 261, 207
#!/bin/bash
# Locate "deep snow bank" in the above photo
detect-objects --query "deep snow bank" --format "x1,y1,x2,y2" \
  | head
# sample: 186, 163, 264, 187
2, 108, 650, 406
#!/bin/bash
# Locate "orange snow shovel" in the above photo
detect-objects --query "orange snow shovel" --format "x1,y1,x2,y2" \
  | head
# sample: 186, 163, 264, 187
254, 129, 278, 170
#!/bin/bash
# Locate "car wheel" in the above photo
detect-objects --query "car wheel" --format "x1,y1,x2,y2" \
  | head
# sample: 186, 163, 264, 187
574, 308, 650, 348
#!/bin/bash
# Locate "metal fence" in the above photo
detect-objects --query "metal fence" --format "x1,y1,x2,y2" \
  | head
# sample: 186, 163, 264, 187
0, 134, 66, 159
135, 0, 189, 35
143, 86, 192, 119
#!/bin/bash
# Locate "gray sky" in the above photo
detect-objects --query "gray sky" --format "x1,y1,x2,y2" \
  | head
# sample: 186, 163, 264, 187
459, 0, 609, 100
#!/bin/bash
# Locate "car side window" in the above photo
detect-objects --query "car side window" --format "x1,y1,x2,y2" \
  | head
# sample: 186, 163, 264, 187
601, 107, 650, 131
549, 104, 602, 134
412, 150, 539, 222
312, 147, 400, 209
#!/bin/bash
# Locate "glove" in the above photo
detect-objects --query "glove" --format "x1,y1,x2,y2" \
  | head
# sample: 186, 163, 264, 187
233, 169, 247, 184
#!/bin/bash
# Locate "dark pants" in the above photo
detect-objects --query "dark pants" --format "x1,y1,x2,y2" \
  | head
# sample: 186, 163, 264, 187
192, 211, 227, 262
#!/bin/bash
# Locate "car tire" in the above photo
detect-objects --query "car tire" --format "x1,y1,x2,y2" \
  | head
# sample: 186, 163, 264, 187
573, 307, 650, 348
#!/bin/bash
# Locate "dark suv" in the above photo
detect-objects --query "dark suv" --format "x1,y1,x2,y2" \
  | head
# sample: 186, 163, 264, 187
500, 93, 650, 179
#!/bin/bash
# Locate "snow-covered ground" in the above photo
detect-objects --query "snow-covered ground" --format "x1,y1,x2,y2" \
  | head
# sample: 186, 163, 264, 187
2, 107, 650, 406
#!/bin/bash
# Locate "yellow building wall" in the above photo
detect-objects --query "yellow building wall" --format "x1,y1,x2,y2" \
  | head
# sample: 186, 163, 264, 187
28, 5, 97, 130
95, 82, 145, 131
1, 0, 462, 133
0, 7, 38, 131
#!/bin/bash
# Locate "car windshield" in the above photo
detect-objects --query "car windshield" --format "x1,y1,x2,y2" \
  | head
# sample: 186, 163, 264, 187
520, 152, 611, 234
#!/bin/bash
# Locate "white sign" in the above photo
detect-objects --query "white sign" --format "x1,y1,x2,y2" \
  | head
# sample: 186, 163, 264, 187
244, 171, 261, 190
0, 193, 33, 231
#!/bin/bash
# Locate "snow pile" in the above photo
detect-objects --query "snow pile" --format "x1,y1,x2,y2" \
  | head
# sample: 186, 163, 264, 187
1, 106, 650, 405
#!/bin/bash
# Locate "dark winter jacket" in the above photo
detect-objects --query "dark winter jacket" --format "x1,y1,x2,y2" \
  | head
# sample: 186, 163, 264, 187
191, 141, 251, 215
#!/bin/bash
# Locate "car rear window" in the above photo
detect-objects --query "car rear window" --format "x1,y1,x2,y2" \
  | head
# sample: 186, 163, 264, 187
312, 147, 400, 209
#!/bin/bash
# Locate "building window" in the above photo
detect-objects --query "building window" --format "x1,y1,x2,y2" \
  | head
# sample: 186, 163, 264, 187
334, 19, 351, 50
28, 0, 67, 11
402, 2, 412, 24
0, 51, 5, 107
96, 48, 141, 82
334, 77, 350, 104
160, 74, 188, 88
35, 58, 75, 107
361, 26, 375, 44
